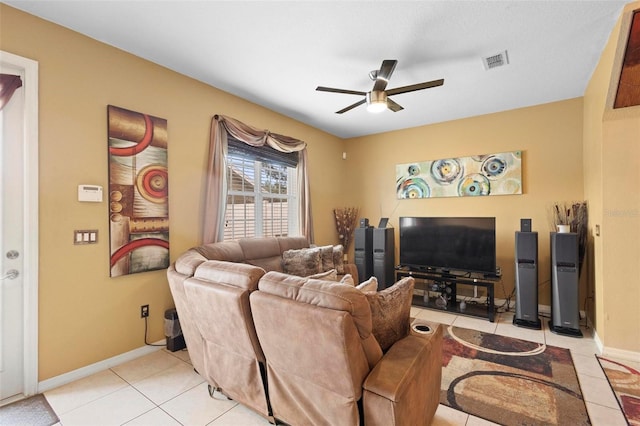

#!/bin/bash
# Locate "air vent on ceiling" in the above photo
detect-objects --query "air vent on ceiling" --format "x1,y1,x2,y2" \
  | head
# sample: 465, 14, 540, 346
482, 50, 509, 70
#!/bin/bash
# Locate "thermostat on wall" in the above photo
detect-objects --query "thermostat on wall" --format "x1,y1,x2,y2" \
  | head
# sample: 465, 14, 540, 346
78, 184, 103, 202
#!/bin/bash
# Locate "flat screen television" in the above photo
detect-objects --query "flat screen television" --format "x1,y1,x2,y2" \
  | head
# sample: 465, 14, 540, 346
399, 217, 497, 275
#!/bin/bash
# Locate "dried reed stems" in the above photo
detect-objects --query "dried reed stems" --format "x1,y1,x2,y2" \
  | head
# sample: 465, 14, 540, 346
550, 201, 588, 232
333, 207, 359, 252
550, 201, 588, 273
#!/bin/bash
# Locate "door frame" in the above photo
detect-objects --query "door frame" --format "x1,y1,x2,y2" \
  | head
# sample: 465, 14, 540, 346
0, 50, 39, 397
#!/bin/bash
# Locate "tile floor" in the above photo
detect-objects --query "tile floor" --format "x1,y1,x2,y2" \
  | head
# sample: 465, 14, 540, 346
38, 307, 632, 426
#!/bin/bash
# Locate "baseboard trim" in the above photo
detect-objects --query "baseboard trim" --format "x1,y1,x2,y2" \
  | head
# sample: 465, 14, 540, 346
600, 344, 640, 363
593, 329, 605, 354
37, 339, 165, 393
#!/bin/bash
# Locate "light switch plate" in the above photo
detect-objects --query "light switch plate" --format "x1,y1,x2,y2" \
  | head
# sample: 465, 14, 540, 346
74, 229, 98, 245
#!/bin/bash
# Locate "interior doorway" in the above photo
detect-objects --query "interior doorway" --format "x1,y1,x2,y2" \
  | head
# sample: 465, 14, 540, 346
0, 50, 39, 404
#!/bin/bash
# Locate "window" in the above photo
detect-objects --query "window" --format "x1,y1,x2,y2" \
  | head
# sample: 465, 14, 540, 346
223, 139, 298, 240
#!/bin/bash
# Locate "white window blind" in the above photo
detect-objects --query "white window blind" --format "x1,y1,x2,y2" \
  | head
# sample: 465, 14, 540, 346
224, 138, 298, 240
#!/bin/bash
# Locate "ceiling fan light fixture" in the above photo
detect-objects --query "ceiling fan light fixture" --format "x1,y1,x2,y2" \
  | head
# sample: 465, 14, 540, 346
317, 60, 442, 114
366, 91, 387, 113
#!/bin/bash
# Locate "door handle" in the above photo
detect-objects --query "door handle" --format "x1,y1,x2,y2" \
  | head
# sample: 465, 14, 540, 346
1, 270, 18, 280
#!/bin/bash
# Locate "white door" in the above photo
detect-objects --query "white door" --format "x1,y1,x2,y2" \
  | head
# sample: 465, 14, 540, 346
0, 64, 26, 401
0, 51, 39, 403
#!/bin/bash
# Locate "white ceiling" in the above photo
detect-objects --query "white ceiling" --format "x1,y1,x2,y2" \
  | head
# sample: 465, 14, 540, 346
4, 1, 628, 138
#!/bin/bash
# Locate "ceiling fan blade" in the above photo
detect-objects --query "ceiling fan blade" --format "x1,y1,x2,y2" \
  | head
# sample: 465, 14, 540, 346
386, 78, 444, 96
387, 98, 404, 112
372, 59, 398, 92
316, 86, 367, 96
336, 99, 366, 114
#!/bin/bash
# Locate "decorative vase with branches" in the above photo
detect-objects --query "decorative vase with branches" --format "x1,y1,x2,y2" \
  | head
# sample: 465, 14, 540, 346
550, 201, 588, 274
333, 207, 359, 259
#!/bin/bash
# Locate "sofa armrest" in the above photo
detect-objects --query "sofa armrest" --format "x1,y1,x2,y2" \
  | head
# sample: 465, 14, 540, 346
342, 263, 359, 283
362, 323, 442, 426
174, 249, 208, 276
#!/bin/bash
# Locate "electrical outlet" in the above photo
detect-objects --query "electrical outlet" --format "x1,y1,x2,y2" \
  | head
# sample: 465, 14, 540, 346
141, 304, 149, 318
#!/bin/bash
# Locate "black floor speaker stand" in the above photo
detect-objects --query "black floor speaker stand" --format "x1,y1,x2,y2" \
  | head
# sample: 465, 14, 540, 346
354, 227, 373, 282
549, 232, 583, 338
373, 227, 395, 290
513, 231, 541, 329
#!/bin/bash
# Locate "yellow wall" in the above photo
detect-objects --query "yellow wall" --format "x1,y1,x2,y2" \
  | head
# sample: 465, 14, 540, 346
344, 99, 585, 305
0, 5, 347, 380
2, 1, 638, 382
585, 1, 640, 354
583, 8, 610, 344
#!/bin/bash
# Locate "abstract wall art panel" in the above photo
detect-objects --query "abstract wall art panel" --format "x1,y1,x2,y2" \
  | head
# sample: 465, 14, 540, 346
396, 151, 522, 199
614, 10, 640, 109
108, 105, 169, 277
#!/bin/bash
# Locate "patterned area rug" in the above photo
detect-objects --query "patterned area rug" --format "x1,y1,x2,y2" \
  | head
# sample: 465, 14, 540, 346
0, 394, 59, 426
597, 356, 640, 425
441, 325, 589, 425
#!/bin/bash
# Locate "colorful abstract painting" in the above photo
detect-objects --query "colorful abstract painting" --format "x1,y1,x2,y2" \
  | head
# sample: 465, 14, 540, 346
614, 10, 640, 109
396, 151, 522, 199
108, 105, 169, 277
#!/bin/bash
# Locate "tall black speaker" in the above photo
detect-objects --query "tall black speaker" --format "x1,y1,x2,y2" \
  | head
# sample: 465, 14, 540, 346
550, 232, 583, 337
373, 228, 395, 290
513, 231, 541, 329
354, 227, 373, 282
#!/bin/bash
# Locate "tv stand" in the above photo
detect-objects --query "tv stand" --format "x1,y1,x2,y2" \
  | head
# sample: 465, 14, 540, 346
395, 267, 498, 322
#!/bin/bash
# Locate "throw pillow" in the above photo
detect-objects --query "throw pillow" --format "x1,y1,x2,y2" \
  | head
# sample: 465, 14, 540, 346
332, 245, 345, 274
308, 268, 337, 281
339, 274, 355, 286
318, 245, 335, 272
365, 278, 414, 352
282, 247, 322, 277
356, 276, 378, 293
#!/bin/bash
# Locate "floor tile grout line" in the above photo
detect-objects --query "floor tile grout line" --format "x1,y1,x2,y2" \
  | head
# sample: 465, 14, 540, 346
45, 373, 132, 417
53, 383, 151, 423
109, 351, 194, 386
119, 388, 158, 426
53, 354, 200, 422
123, 382, 187, 426
204, 401, 243, 426
154, 379, 207, 408
66, 378, 200, 426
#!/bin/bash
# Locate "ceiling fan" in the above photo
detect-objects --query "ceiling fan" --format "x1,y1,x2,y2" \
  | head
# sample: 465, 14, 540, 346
316, 59, 444, 114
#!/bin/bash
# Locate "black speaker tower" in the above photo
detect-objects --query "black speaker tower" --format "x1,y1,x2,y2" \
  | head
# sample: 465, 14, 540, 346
513, 231, 541, 329
550, 232, 583, 337
373, 228, 395, 290
354, 227, 373, 282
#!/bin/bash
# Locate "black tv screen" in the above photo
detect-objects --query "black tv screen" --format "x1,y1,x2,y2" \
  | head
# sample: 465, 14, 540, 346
399, 217, 496, 275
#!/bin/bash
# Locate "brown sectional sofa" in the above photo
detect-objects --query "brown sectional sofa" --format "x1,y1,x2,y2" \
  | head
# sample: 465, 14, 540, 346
167, 236, 442, 425
171, 236, 358, 283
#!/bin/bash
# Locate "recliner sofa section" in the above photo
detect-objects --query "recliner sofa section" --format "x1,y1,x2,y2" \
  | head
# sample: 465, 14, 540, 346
167, 236, 357, 422
167, 236, 442, 425
169, 259, 274, 420
251, 272, 442, 426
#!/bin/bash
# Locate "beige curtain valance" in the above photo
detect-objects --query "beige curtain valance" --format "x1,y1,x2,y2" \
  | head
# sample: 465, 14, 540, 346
214, 114, 307, 153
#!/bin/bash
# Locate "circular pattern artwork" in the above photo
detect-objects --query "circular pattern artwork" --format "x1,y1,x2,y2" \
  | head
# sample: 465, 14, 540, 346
407, 164, 421, 176
431, 158, 462, 184
397, 177, 431, 198
457, 173, 490, 196
395, 151, 521, 199
136, 165, 168, 203
481, 155, 507, 180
